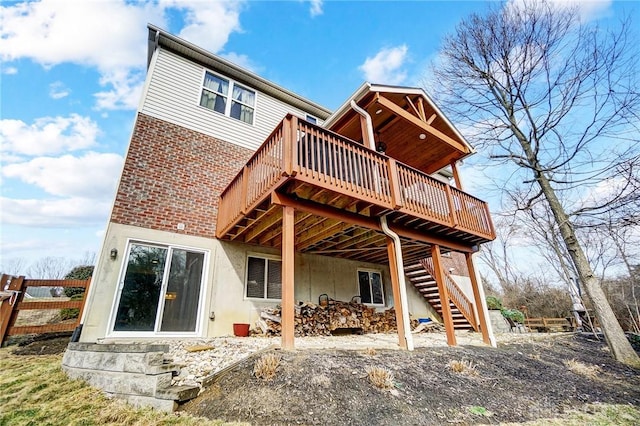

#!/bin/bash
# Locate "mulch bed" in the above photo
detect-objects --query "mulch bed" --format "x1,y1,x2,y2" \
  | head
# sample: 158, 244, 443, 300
181, 333, 640, 425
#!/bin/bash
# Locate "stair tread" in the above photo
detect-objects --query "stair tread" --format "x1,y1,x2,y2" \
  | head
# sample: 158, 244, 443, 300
408, 264, 474, 329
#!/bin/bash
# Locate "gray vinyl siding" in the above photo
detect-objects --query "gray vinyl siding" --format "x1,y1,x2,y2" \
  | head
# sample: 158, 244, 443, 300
141, 49, 321, 151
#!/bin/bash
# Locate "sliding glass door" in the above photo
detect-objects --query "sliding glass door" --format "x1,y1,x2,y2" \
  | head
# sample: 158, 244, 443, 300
113, 242, 205, 334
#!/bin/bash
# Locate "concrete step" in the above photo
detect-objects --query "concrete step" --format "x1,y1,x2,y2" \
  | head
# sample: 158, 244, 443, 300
155, 385, 200, 402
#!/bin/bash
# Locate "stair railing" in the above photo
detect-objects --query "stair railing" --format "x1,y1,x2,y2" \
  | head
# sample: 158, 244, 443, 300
420, 258, 477, 330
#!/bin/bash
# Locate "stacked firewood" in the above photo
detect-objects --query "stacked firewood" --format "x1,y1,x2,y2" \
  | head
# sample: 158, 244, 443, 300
254, 301, 400, 336
410, 320, 446, 333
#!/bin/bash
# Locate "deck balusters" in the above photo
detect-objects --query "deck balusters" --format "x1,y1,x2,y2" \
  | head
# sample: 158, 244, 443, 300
217, 115, 494, 242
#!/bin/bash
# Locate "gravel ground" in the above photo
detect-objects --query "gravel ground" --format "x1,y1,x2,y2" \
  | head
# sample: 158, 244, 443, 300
146, 331, 560, 388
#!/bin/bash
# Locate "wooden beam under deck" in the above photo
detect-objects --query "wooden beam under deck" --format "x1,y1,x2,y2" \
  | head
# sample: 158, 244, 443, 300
271, 192, 477, 253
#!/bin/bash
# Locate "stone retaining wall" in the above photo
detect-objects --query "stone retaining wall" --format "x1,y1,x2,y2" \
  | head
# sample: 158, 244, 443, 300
488, 310, 511, 333
62, 343, 198, 412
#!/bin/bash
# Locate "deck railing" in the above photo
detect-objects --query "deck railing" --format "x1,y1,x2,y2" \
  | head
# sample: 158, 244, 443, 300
217, 115, 495, 241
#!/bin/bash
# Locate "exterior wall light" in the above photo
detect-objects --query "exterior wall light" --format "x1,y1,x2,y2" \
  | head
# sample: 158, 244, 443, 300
419, 133, 427, 140
110, 248, 118, 260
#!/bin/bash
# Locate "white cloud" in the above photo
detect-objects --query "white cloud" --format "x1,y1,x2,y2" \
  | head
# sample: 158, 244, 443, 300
49, 81, 70, 100
0, 196, 111, 227
221, 52, 259, 73
3, 66, 17, 75
309, 0, 323, 17
0, 0, 159, 70
0, 0, 246, 111
160, 0, 244, 53
0, 114, 99, 157
507, 0, 613, 22
94, 68, 145, 110
359, 45, 408, 85
2, 152, 123, 199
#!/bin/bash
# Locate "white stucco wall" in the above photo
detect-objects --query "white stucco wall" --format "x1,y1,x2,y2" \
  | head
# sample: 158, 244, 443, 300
449, 275, 480, 325
80, 223, 438, 342
208, 240, 438, 336
80, 223, 218, 342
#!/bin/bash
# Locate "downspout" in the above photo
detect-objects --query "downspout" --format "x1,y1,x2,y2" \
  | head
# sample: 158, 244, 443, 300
350, 100, 376, 151
380, 216, 415, 351
350, 100, 413, 350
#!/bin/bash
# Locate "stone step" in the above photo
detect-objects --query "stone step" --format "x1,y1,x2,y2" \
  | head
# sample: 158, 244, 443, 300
155, 385, 200, 402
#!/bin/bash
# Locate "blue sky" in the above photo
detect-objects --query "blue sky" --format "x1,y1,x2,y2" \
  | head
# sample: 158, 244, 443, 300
0, 0, 633, 275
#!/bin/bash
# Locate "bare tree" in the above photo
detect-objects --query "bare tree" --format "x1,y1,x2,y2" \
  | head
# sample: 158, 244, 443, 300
27, 256, 72, 279
599, 215, 640, 332
477, 216, 525, 290
0, 257, 28, 276
433, 1, 640, 365
74, 251, 97, 267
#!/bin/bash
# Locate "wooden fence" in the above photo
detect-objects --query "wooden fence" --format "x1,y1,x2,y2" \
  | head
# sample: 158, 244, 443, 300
0, 274, 91, 346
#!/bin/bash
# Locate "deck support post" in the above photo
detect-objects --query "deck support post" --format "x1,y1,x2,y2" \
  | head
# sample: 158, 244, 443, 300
451, 161, 463, 190
431, 244, 457, 346
466, 252, 496, 347
281, 205, 295, 350
386, 238, 408, 350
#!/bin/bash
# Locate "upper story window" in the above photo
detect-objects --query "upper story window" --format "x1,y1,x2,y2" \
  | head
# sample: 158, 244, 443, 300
200, 71, 256, 125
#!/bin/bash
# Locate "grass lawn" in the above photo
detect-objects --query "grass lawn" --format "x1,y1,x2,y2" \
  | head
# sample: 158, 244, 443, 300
0, 348, 243, 426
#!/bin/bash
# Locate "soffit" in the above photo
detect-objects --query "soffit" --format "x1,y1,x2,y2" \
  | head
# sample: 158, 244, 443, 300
325, 85, 474, 175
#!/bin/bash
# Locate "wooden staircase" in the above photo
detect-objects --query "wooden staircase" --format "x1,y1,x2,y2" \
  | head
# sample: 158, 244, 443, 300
404, 260, 477, 330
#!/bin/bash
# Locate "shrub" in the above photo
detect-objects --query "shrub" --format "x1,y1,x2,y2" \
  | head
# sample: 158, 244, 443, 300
60, 293, 85, 320
366, 366, 395, 389
501, 308, 525, 324
448, 359, 478, 375
63, 265, 93, 298
485, 295, 503, 310
565, 359, 601, 380
254, 353, 281, 381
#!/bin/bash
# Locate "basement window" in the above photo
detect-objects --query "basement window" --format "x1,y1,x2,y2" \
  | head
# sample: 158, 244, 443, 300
358, 269, 384, 306
245, 255, 282, 300
200, 71, 256, 125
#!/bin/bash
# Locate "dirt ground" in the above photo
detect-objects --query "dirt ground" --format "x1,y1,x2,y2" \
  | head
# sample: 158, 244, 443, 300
7, 332, 640, 424
180, 333, 640, 425
9, 333, 72, 355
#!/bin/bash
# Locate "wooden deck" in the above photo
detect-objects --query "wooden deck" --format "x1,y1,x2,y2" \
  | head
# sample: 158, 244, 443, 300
216, 115, 495, 262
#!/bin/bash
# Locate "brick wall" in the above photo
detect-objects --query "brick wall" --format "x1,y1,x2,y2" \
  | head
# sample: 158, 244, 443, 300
110, 113, 253, 238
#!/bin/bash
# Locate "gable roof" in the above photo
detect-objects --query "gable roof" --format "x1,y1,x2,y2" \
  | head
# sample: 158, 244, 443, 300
147, 24, 332, 120
323, 83, 475, 174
